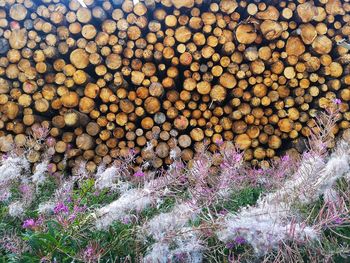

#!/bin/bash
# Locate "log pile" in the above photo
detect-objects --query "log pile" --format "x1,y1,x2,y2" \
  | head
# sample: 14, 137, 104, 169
0, 0, 350, 172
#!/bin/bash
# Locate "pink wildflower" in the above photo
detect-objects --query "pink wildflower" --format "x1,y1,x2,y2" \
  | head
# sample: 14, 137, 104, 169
234, 236, 246, 245
81, 243, 102, 262
226, 242, 235, 249
134, 170, 145, 177
46, 137, 56, 147
84, 246, 94, 258
22, 219, 37, 230
54, 202, 69, 214
333, 98, 341, 105
19, 185, 30, 194
73, 204, 87, 213
333, 217, 344, 225
281, 155, 290, 162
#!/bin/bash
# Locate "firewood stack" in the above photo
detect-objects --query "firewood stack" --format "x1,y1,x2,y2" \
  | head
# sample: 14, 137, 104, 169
0, 0, 350, 172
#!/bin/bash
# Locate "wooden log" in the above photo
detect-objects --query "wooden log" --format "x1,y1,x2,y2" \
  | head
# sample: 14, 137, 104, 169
286, 36, 305, 57
299, 24, 317, 45
64, 110, 90, 127
256, 6, 280, 20
61, 92, 79, 108
70, 49, 89, 69
236, 24, 257, 45
9, 29, 27, 50
296, 1, 318, 22
0, 0, 348, 168
10, 4, 28, 21
312, 36, 332, 54
260, 20, 283, 40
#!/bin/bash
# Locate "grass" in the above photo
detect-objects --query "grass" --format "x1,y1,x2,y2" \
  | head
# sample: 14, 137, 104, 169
223, 187, 264, 213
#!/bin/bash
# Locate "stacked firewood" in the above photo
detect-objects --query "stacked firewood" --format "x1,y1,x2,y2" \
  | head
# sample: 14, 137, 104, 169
0, 0, 350, 172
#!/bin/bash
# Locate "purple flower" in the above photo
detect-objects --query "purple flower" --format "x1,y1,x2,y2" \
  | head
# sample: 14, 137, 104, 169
256, 168, 264, 175
66, 196, 73, 203
281, 155, 290, 162
133, 170, 145, 177
82, 244, 101, 261
22, 219, 36, 229
68, 214, 76, 221
219, 209, 228, 216
54, 202, 69, 214
84, 246, 94, 258
46, 137, 56, 147
333, 98, 342, 105
333, 217, 344, 224
19, 185, 30, 194
234, 236, 246, 245
73, 204, 87, 213
226, 242, 235, 249
233, 154, 242, 162
220, 162, 227, 169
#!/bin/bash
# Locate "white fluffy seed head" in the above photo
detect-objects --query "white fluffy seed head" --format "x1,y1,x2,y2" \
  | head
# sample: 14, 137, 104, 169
8, 201, 25, 218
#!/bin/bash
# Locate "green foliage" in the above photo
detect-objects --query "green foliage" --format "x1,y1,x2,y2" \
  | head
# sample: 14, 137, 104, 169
223, 187, 263, 213
23, 221, 78, 262
36, 179, 58, 203
291, 178, 350, 261
17, 213, 141, 262
0, 173, 148, 262
0, 157, 349, 262
99, 221, 141, 260
141, 196, 176, 220
72, 178, 122, 210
